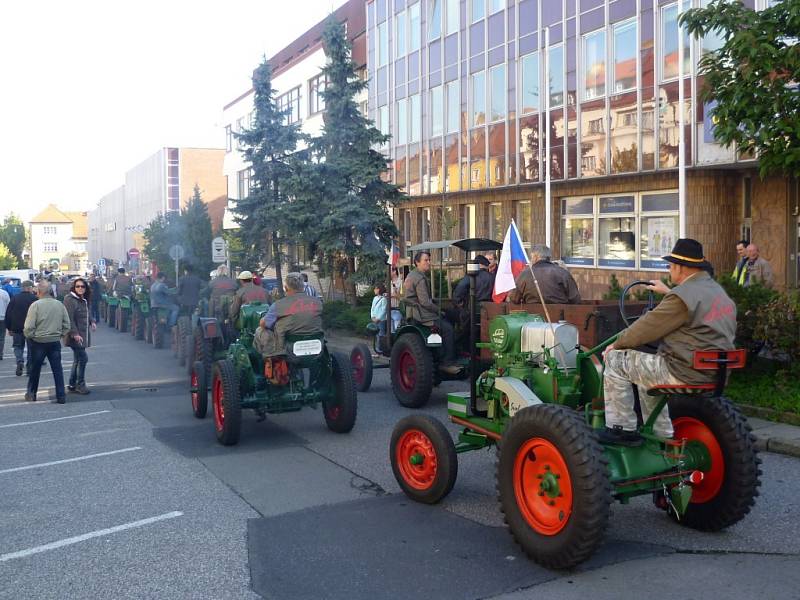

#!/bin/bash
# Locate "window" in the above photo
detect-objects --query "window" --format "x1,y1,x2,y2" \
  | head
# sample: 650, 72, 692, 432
515, 201, 532, 247
409, 3, 421, 51
446, 0, 459, 35
421, 208, 431, 241
238, 169, 252, 199
378, 105, 389, 140
378, 21, 389, 66
700, 0, 725, 54
581, 156, 597, 171
277, 87, 301, 124
429, 0, 442, 39
582, 29, 606, 100
402, 209, 412, 247
167, 147, 179, 211
548, 44, 564, 107
489, 0, 503, 14
472, 71, 486, 126
661, 3, 691, 80
43, 226, 57, 235
520, 52, 539, 115
560, 192, 679, 269
410, 94, 421, 143
613, 20, 637, 94
43, 242, 58, 253
396, 9, 407, 57
225, 125, 232, 152
431, 85, 444, 137
621, 111, 637, 127
487, 203, 503, 241
309, 73, 327, 115
489, 64, 505, 122
472, 0, 485, 22
588, 118, 604, 134
446, 81, 459, 133
397, 97, 408, 144
235, 117, 245, 150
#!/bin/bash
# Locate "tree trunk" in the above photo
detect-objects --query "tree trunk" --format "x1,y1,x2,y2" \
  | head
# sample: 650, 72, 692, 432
344, 254, 357, 306
272, 233, 284, 298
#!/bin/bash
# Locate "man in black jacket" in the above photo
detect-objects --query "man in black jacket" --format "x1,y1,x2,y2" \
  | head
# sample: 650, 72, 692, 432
509, 244, 581, 305
177, 264, 203, 314
4, 280, 37, 376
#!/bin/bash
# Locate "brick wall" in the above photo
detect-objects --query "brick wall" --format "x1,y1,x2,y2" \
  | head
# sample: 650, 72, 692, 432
179, 149, 227, 232
751, 175, 788, 290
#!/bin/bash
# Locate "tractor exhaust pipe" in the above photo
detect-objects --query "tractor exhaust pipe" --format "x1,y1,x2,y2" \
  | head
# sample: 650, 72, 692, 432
467, 259, 480, 416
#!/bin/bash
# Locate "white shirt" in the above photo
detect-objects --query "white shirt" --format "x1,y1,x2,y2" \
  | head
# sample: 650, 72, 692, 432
0, 289, 9, 319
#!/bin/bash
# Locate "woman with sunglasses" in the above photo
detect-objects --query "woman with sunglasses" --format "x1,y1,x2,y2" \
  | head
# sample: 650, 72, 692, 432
63, 277, 96, 394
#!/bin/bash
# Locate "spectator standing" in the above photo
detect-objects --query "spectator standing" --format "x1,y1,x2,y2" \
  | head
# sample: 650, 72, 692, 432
177, 263, 203, 314
390, 268, 403, 332
0, 284, 9, 360
23, 281, 70, 403
509, 244, 582, 305
732, 239, 749, 285
371, 284, 389, 351
63, 277, 95, 395
743, 244, 774, 288
89, 273, 103, 323
302, 273, 320, 298
5, 280, 37, 375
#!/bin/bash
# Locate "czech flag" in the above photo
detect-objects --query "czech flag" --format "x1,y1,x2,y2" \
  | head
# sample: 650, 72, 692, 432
492, 220, 529, 303
387, 239, 400, 267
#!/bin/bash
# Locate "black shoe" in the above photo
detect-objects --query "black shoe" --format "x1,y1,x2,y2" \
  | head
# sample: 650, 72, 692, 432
598, 426, 643, 447
24, 392, 36, 402
67, 385, 77, 392
56, 397, 66, 404
16, 363, 23, 376
75, 384, 90, 395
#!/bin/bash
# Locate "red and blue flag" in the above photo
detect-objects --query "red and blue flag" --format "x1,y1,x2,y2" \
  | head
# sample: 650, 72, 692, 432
492, 221, 529, 303
387, 239, 400, 268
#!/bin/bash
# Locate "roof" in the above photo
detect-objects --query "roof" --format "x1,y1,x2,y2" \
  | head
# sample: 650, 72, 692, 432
64, 212, 88, 238
409, 238, 503, 252
30, 204, 72, 224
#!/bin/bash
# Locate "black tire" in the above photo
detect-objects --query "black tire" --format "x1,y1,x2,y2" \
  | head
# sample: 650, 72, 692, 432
177, 317, 191, 366
668, 395, 761, 531
193, 327, 213, 380
212, 359, 242, 446
350, 343, 373, 393
390, 333, 434, 408
190, 360, 208, 419
390, 414, 458, 504
324, 353, 358, 433
118, 308, 128, 333
153, 323, 165, 349
143, 316, 152, 344
171, 326, 179, 357
108, 305, 116, 328
497, 405, 612, 570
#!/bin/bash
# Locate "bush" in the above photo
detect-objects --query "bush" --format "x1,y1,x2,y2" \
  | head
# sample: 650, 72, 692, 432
754, 291, 800, 365
717, 276, 779, 355
322, 300, 371, 335
602, 273, 665, 302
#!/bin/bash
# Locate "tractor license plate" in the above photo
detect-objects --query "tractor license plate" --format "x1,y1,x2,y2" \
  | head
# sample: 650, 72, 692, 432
426, 333, 442, 345
293, 339, 323, 356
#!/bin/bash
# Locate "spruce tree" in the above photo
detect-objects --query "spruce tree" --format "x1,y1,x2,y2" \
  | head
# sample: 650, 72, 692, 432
183, 184, 214, 279
234, 57, 300, 295
291, 18, 404, 305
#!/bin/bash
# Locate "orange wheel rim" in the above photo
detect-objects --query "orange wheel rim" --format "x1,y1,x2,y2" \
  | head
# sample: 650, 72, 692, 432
673, 416, 724, 503
213, 377, 224, 431
396, 429, 438, 490
513, 438, 573, 535
190, 370, 199, 412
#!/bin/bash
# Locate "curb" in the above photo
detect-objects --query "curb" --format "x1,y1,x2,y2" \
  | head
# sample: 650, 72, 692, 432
752, 434, 800, 459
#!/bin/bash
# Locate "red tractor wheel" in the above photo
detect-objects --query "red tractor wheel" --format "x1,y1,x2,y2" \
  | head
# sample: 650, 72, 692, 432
390, 334, 433, 408
350, 343, 373, 393
668, 395, 761, 530
497, 404, 611, 570
390, 415, 457, 504
190, 360, 208, 419
212, 359, 241, 446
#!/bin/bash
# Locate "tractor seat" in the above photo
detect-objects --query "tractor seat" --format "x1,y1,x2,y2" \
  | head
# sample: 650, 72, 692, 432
646, 349, 746, 397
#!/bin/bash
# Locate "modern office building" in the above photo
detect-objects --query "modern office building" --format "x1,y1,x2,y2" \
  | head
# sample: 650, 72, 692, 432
366, 0, 797, 297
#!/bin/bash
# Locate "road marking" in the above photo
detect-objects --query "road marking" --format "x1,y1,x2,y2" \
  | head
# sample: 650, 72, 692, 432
0, 447, 142, 475
0, 511, 184, 563
0, 410, 110, 428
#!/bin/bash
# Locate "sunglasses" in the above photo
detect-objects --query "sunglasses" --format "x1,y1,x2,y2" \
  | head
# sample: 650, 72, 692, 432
75, 284, 86, 289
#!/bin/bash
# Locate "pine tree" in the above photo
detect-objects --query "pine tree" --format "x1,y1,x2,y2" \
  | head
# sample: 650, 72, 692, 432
290, 18, 404, 305
183, 184, 214, 279
234, 57, 301, 296
143, 211, 184, 279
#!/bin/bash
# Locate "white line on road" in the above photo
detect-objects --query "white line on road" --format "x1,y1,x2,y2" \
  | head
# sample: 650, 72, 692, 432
0, 410, 110, 428
0, 511, 184, 563
0, 447, 142, 475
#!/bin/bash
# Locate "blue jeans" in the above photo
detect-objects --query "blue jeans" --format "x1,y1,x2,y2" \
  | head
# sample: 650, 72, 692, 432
69, 346, 88, 387
90, 300, 100, 323
155, 303, 179, 328
12, 332, 31, 369
27, 340, 65, 400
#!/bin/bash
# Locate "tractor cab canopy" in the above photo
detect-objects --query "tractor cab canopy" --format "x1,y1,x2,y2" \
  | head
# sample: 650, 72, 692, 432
407, 238, 502, 300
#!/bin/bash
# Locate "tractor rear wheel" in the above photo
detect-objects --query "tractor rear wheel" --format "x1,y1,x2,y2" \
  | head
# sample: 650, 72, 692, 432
118, 308, 128, 333
193, 328, 213, 379
107, 305, 115, 328
133, 310, 144, 340
176, 317, 191, 367
212, 359, 242, 446
497, 404, 612, 570
668, 395, 761, 531
323, 353, 357, 433
350, 343, 373, 393
390, 333, 433, 408
190, 360, 208, 419
153, 323, 165, 349
391, 415, 458, 504
143, 316, 152, 344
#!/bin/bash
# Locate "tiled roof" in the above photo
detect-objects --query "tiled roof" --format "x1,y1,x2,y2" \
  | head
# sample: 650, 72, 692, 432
65, 212, 88, 238
30, 204, 72, 224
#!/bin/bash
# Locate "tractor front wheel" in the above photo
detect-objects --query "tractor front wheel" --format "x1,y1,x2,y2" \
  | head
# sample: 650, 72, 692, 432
390, 333, 433, 408
177, 317, 191, 367
190, 360, 208, 419
212, 359, 242, 446
153, 323, 165, 349
107, 305, 116, 328
323, 353, 358, 433
497, 405, 612, 570
350, 343, 373, 393
143, 316, 152, 344
669, 395, 761, 531
390, 415, 457, 504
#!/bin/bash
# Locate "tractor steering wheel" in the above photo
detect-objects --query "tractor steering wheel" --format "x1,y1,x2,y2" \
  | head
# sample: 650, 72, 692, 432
619, 280, 656, 328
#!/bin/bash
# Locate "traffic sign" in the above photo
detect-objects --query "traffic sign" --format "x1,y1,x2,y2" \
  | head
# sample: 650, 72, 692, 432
212, 237, 227, 263
169, 244, 185, 261
98, 258, 106, 269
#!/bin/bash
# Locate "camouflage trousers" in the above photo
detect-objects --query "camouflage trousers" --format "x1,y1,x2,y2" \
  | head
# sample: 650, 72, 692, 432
253, 327, 279, 357
603, 350, 684, 438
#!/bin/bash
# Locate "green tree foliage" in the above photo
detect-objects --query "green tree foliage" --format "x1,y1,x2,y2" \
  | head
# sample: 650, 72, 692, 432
0, 241, 18, 269
290, 18, 404, 304
142, 211, 184, 281
682, 1, 800, 177
183, 185, 214, 279
233, 57, 301, 296
0, 214, 26, 266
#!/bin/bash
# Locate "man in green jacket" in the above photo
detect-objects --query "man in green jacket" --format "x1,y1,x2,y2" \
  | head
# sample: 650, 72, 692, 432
24, 281, 71, 403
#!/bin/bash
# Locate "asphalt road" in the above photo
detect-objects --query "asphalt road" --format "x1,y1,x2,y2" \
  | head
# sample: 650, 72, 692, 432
0, 324, 798, 600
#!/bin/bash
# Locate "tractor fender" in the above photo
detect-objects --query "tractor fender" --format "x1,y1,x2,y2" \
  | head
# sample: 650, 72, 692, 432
494, 376, 542, 417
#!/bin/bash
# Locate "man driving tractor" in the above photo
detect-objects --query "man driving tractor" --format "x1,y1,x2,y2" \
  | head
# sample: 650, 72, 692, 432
601, 238, 737, 446
229, 270, 267, 324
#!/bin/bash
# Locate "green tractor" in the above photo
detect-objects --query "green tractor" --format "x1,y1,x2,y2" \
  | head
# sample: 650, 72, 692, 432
186, 295, 237, 383
389, 271, 761, 570
114, 293, 132, 333
190, 303, 357, 446
104, 293, 119, 328
130, 283, 150, 341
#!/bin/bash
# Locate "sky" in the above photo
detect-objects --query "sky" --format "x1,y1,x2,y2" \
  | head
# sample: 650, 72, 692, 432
0, 0, 349, 223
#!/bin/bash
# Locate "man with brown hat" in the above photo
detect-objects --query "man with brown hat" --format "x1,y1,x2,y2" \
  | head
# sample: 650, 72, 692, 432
600, 238, 737, 446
